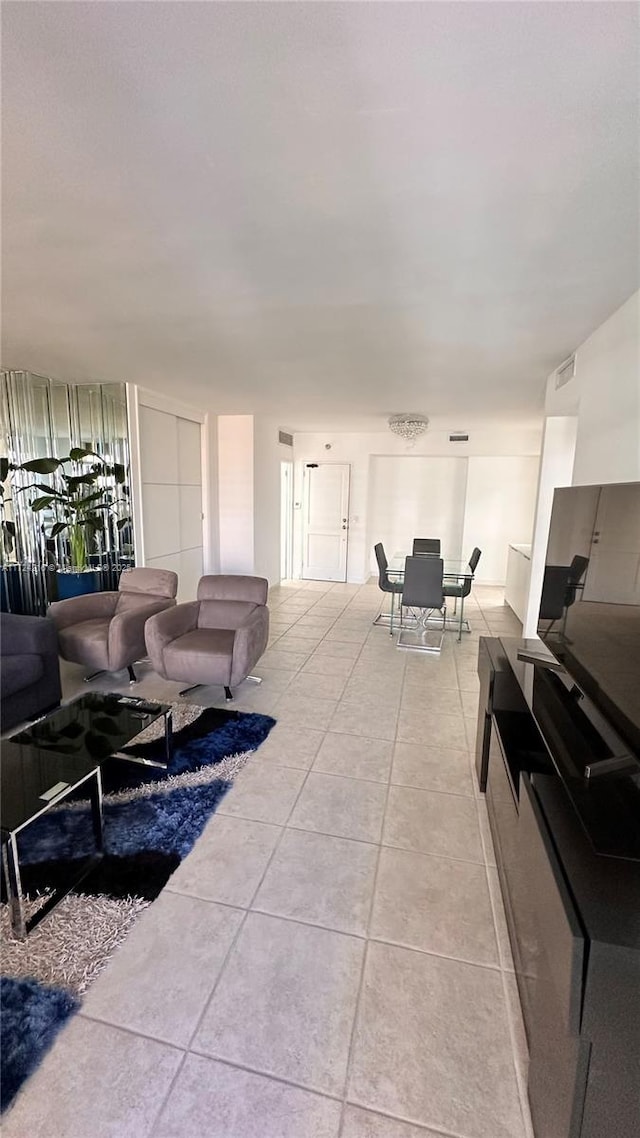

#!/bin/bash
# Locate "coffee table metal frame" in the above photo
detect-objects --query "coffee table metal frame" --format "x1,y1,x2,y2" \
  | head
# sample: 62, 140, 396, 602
1, 765, 104, 940
112, 700, 173, 768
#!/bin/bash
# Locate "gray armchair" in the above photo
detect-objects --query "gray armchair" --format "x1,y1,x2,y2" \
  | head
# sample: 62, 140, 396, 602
49, 567, 178, 682
145, 574, 269, 700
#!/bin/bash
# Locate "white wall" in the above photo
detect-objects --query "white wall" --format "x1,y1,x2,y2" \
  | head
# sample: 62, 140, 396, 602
218, 415, 254, 574
524, 289, 639, 635
571, 292, 640, 484
293, 423, 542, 584
461, 456, 540, 585
544, 291, 640, 485
253, 417, 294, 584
367, 455, 467, 564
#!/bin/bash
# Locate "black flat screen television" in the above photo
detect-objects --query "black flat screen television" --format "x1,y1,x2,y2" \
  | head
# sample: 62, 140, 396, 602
537, 481, 640, 761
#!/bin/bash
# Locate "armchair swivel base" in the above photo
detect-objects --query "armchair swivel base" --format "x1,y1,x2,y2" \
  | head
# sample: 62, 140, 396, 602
179, 675, 263, 701
84, 664, 138, 685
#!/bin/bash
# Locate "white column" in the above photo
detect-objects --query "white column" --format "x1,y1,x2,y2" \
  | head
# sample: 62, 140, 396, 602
523, 416, 578, 638
218, 415, 255, 573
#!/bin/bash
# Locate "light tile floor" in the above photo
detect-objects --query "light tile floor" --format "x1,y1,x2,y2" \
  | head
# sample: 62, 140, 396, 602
3, 581, 533, 1138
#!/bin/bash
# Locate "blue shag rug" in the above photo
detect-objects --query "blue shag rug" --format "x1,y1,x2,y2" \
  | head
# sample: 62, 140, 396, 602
0, 704, 275, 1114
0, 977, 79, 1113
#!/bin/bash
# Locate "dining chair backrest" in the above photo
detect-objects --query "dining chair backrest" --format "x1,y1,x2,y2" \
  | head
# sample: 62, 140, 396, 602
539, 566, 571, 622
565, 555, 589, 608
413, 538, 441, 556
568, 555, 589, 585
374, 542, 389, 586
469, 547, 482, 573
402, 556, 444, 610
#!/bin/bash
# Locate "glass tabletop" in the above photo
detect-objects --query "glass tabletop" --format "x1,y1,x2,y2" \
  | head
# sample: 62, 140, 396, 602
388, 553, 474, 579
8, 692, 171, 760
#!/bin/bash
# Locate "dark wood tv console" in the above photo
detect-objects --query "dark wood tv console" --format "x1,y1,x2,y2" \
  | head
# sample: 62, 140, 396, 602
476, 637, 640, 1138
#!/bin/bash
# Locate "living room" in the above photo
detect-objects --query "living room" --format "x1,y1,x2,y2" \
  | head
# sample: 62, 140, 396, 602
1, 3, 639, 1138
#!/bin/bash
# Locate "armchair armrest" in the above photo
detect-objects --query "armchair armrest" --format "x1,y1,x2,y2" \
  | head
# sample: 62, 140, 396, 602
49, 592, 119, 631
230, 605, 270, 686
145, 602, 199, 676
0, 613, 59, 657
108, 599, 181, 672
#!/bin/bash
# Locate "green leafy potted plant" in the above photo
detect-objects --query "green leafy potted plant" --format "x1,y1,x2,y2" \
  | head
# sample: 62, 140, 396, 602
14, 448, 130, 599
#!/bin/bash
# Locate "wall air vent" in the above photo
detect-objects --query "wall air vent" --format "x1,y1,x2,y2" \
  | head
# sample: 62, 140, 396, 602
449, 432, 469, 443
555, 354, 576, 389
278, 430, 294, 447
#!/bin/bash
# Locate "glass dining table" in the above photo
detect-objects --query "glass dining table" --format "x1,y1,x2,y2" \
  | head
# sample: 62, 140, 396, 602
387, 553, 475, 641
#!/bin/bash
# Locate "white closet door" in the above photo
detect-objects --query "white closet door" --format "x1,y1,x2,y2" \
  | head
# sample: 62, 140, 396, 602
139, 407, 203, 602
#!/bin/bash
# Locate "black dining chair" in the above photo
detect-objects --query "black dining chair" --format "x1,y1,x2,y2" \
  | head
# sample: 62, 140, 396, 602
373, 542, 404, 635
397, 555, 447, 652
412, 538, 441, 556
539, 554, 589, 637
443, 547, 481, 641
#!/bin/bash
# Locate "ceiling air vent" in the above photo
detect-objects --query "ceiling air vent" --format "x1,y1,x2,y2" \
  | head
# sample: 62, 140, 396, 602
449, 432, 469, 443
555, 354, 576, 390
278, 430, 293, 447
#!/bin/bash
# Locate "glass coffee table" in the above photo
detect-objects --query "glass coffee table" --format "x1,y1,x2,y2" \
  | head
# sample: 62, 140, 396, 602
10, 692, 173, 769
1, 693, 173, 938
1, 745, 104, 939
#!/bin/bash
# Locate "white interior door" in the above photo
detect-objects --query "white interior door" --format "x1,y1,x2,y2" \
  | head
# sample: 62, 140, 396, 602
302, 463, 350, 581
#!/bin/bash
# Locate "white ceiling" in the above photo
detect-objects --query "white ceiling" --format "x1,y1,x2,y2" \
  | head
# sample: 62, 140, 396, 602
2, 1, 638, 429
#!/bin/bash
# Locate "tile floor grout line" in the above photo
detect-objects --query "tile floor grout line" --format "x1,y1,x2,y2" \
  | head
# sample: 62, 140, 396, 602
211, 804, 492, 865
345, 1097, 485, 1138
498, 965, 535, 1138
146, 1050, 190, 1138
337, 644, 401, 1137
153, 706, 324, 1099
180, 1048, 348, 1105
171, 735, 320, 1074
76, 1010, 189, 1052
148, 781, 312, 1130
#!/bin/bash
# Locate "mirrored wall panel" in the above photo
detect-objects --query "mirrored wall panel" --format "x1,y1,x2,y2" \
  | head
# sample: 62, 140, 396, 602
1, 371, 133, 614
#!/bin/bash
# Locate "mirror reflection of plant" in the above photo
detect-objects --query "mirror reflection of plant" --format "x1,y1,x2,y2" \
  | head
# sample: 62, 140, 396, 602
0, 457, 17, 562
11, 448, 131, 571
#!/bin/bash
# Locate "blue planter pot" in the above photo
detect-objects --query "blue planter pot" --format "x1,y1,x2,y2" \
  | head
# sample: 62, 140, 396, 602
55, 570, 101, 601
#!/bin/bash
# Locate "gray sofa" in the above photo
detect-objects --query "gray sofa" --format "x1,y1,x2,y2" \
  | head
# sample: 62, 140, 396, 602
145, 574, 269, 700
0, 612, 62, 733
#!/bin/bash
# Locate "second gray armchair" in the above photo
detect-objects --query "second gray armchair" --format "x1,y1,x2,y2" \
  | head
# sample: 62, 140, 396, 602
145, 574, 270, 700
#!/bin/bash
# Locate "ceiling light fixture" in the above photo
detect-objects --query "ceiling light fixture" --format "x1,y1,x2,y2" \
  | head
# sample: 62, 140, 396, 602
387, 413, 430, 444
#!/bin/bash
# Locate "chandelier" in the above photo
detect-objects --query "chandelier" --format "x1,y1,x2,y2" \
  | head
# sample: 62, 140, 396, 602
387, 413, 430, 444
